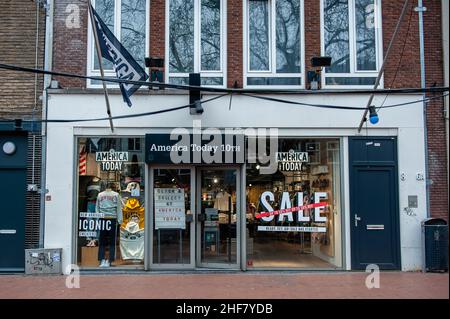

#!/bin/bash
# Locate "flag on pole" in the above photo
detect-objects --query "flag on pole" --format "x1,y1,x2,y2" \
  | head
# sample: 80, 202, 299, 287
90, 5, 148, 107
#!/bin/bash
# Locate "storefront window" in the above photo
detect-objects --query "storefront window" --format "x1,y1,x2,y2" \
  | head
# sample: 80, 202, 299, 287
246, 138, 342, 268
76, 137, 145, 268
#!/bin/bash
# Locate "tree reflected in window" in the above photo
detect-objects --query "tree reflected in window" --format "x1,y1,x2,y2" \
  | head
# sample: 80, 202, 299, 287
94, 0, 115, 70
121, 0, 147, 69
324, 0, 350, 73
92, 0, 147, 72
324, 0, 378, 77
249, 0, 270, 71
247, 0, 302, 86
168, 0, 224, 85
355, 0, 376, 71
169, 0, 194, 73
276, 0, 301, 73
201, 0, 221, 71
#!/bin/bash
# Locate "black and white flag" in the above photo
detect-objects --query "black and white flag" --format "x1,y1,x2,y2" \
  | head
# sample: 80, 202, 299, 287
91, 5, 148, 107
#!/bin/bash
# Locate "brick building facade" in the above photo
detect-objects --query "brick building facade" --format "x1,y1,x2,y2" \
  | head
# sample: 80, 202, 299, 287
1, 0, 446, 272
50, 0, 447, 219
0, 0, 45, 271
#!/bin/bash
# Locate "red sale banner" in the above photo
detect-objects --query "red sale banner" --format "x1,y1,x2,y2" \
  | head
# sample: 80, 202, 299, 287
255, 202, 328, 219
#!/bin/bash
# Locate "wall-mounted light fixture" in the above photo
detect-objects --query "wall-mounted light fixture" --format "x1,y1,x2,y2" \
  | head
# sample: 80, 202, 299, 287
145, 57, 165, 89
189, 73, 203, 115
308, 56, 332, 90
145, 57, 164, 68
368, 105, 379, 124
311, 56, 332, 68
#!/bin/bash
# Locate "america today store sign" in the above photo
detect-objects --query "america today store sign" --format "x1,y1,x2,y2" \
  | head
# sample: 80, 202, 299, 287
145, 131, 245, 165
145, 121, 284, 173
95, 149, 129, 171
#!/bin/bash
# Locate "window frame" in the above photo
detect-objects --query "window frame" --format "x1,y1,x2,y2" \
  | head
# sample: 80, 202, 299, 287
165, 0, 227, 88
74, 135, 147, 270
86, 0, 150, 88
243, 0, 305, 89
320, 0, 383, 89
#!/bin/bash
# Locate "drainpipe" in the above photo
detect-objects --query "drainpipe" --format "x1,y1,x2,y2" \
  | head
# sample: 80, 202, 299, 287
40, 0, 54, 248
30, 0, 41, 249
442, 0, 450, 204
416, 0, 430, 217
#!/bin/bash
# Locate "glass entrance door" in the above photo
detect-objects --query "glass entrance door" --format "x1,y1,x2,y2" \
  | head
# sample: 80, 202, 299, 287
150, 166, 240, 269
150, 167, 194, 268
196, 168, 240, 268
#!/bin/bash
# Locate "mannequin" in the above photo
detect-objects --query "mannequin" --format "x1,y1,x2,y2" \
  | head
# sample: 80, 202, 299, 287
86, 183, 101, 247
214, 190, 231, 212
120, 198, 145, 260
96, 182, 123, 267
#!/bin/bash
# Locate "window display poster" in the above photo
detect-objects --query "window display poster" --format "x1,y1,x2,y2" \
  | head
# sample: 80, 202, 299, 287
154, 188, 186, 229
205, 208, 219, 227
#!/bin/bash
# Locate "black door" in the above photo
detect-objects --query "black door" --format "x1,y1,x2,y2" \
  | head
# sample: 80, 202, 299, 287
0, 132, 27, 271
349, 137, 401, 270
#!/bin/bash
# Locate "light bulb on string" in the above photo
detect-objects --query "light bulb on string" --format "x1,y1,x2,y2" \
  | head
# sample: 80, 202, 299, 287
369, 106, 379, 125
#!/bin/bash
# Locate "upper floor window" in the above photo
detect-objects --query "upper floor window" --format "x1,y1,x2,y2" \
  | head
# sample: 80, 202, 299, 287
321, 0, 382, 87
167, 0, 226, 87
88, 0, 149, 87
244, 0, 304, 88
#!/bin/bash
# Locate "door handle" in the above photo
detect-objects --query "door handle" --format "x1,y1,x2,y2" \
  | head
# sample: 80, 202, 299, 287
354, 214, 361, 227
185, 214, 194, 223
0, 229, 16, 234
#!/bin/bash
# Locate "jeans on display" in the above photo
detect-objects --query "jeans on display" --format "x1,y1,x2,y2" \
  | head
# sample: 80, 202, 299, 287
98, 219, 117, 262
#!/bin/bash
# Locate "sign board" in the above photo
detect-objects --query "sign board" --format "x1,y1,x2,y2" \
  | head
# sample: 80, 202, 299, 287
257, 226, 326, 233
276, 150, 309, 171
205, 208, 219, 227
95, 149, 129, 171
78, 212, 108, 237
154, 188, 186, 229
145, 133, 245, 164
257, 191, 329, 232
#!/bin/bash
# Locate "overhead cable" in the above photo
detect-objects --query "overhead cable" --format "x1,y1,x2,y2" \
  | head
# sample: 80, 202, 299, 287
0, 62, 448, 95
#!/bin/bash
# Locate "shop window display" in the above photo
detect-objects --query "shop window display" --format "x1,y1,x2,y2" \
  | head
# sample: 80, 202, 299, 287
246, 138, 342, 268
199, 169, 238, 264
77, 137, 145, 268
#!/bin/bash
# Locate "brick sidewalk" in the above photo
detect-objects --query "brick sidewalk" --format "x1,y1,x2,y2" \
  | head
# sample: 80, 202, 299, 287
0, 272, 448, 299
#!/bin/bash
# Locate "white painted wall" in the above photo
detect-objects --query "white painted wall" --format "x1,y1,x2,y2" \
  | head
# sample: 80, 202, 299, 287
45, 92, 427, 273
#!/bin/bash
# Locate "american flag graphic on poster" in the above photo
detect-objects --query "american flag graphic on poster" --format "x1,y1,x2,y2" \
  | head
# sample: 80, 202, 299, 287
79, 146, 87, 175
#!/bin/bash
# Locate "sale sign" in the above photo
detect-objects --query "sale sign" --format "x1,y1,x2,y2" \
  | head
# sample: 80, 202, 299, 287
258, 191, 328, 224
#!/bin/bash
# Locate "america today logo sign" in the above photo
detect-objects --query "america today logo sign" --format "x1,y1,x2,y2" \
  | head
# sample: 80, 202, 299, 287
95, 149, 129, 171
145, 121, 281, 173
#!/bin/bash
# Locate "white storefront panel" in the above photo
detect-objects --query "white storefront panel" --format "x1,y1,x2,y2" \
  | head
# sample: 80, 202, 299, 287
44, 92, 426, 273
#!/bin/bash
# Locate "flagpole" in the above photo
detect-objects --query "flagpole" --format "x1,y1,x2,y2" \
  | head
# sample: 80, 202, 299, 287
88, 1, 114, 133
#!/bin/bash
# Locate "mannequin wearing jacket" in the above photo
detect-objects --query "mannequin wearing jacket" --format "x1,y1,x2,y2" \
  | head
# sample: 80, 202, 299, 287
96, 184, 123, 267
